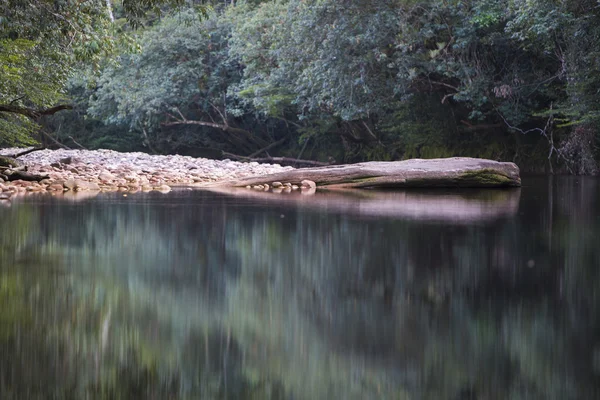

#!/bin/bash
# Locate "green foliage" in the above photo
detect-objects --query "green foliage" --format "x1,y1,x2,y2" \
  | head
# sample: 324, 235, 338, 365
89, 9, 222, 129
28, 0, 600, 171
0, 0, 196, 146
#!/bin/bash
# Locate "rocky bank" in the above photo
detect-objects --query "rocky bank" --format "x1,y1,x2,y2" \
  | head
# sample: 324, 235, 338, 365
0, 148, 293, 197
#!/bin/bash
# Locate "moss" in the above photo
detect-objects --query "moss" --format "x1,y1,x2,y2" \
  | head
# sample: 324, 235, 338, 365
320, 176, 381, 187
458, 169, 519, 187
0, 155, 21, 168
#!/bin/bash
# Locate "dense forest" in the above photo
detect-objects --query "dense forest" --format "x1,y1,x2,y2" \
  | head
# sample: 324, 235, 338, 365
1, 0, 600, 173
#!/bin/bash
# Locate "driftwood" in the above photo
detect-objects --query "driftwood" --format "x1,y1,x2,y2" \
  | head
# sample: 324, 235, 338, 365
222, 153, 329, 167
4, 170, 49, 182
5, 147, 45, 158
201, 157, 521, 189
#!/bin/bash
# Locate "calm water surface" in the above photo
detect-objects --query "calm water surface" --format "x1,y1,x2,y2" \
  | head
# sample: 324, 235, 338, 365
1, 177, 599, 399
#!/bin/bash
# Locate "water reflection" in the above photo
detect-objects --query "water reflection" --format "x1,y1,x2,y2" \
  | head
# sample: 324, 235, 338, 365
1, 177, 599, 399
206, 186, 521, 223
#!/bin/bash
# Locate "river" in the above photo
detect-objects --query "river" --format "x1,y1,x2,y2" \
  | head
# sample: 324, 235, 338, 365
1, 176, 599, 399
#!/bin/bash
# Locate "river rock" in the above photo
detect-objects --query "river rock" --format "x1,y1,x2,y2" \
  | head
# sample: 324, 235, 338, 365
154, 184, 172, 193
59, 156, 83, 165
47, 183, 65, 192
99, 171, 116, 182
75, 181, 100, 191
63, 179, 77, 190
301, 180, 317, 189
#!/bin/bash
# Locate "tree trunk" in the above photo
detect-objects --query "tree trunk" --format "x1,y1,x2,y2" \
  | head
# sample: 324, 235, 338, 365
200, 157, 521, 189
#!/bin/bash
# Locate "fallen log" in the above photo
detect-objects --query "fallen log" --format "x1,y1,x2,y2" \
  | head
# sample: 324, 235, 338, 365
5, 170, 49, 182
201, 157, 521, 189
7, 147, 45, 158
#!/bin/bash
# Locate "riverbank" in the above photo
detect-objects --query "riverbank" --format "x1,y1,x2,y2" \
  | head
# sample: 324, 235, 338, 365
0, 148, 293, 197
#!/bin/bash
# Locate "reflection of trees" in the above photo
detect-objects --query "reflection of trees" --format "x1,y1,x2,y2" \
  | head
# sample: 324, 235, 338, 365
218, 183, 600, 399
0, 200, 260, 399
1, 182, 599, 399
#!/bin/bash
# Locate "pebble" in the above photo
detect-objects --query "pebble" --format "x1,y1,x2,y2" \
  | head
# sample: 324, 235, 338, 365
0, 148, 295, 197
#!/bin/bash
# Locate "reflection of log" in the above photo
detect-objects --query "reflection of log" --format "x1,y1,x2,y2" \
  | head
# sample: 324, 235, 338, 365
202, 157, 521, 189
205, 186, 521, 223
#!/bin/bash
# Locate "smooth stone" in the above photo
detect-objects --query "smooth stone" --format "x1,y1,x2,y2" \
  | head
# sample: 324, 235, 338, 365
301, 179, 317, 189
47, 183, 65, 191
59, 156, 83, 165
155, 185, 172, 193
75, 181, 100, 191
63, 179, 77, 190
99, 171, 115, 181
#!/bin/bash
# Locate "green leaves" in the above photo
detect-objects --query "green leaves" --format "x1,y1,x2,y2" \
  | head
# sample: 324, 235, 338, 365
0, 0, 197, 145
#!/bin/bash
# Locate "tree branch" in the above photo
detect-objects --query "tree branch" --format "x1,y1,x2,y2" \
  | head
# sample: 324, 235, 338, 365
430, 80, 460, 91
222, 153, 328, 167
7, 147, 46, 158
248, 137, 287, 158
0, 104, 73, 119
40, 130, 71, 150
163, 119, 237, 131
68, 136, 88, 150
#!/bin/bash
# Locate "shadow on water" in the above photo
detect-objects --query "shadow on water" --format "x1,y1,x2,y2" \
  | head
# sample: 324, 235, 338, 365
1, 177, 600, 399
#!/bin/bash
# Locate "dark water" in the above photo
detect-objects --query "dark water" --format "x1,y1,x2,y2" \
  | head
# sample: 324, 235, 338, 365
1, 177, 599, 399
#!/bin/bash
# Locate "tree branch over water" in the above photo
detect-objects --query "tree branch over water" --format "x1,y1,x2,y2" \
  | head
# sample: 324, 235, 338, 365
0, 104, 73, 120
